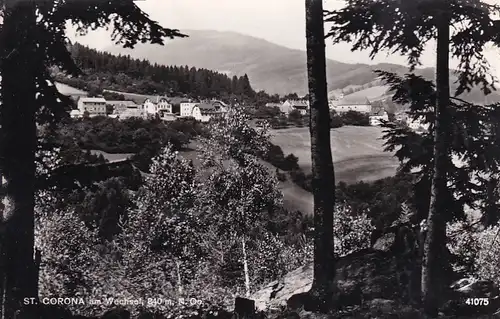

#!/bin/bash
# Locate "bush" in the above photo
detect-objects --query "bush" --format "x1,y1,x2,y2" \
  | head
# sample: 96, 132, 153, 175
289, 169, 312, 192
447, 221, 500, 286
340, 110, 370, 126
475, 225, 500, 287
334, 205, 374, 257
263, 143, 299, 172
276, 169, 287, 182
330, 112, 344, 128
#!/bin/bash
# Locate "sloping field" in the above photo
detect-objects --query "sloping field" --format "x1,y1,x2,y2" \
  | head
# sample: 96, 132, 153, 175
102, 89, 158, 104
270, 126, 399, 184
55, 82, 88, 96
178, 126, 399, 216
343, 85, 391, 101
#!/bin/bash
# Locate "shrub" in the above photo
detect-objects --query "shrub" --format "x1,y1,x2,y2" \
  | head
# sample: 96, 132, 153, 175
447, 220, 480, 276
334, 205, 374, 257
447, 221, 500, 286
330, 112, 344, 128
341, 110, 370, 126
474, 225, 500, 287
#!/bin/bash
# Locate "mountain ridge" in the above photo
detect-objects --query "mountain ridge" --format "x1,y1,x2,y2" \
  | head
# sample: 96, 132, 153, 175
101, 29, 500, 103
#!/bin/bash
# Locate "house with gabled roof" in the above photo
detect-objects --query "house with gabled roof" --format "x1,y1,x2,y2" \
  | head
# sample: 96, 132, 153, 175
332, 96, 372, 114
280, 99, 309, 115
77, 97, 107, 117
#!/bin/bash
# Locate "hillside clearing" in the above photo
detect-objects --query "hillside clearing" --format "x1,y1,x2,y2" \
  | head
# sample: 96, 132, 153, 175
270, 126, 399, 183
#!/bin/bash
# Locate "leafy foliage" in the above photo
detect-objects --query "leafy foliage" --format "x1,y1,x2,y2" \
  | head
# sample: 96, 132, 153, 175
333, 205, 374, 257
379, 72, 500, 224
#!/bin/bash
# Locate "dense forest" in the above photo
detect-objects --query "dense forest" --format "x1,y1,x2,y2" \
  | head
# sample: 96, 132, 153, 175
54, 43, 282, 105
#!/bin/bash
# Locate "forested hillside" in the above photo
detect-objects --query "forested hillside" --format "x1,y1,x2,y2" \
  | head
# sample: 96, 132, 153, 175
55, 43, 281, 104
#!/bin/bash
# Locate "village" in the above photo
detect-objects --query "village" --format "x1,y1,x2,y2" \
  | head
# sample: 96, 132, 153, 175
69, 88, 429, 131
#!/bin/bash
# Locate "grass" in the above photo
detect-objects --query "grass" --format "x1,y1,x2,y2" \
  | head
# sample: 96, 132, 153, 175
270, 126, 399, 183
177, 127, 398, 216
342, 85, 391, 101
89, 125, 399, 216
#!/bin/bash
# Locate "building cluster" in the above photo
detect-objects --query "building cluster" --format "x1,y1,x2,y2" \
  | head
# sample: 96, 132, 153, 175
71, 96, 229, 122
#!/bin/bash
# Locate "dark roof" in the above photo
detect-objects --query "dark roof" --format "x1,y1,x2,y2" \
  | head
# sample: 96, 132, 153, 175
168, 97, 191, 105
337, 96, 372, 106
287, 100, 308, 109
197, 103, 216, 110
106, 100, 138, 107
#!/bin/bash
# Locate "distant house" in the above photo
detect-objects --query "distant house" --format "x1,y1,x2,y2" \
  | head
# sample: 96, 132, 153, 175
118, 108, 145, 120
106, 100, 139, 114
178, 101, 226, 122
210, 100, 229, 113
157, 98, 173, 113
168, 97, 191, 113
77, 97, 107, 117
369, 112, 389, 126
332, 96, 372, 114
143, 96, 173, 117
69, 109, 83, 118
180, 102, 200, 117
280, 100, 309, 115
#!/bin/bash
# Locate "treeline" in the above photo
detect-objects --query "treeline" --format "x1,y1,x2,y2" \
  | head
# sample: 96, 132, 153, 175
55, 43, 283, 105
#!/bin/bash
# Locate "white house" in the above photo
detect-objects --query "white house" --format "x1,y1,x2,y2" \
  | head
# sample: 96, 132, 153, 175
77, 97, 107, 117
143, 98, 157, 115
280, 100, 309, 115
157, 97, 173, 113
180, 102, 200, 117
69, 109, 83, 118
143, 96, 173, 117
178, 102, 226, 122
369, 112, 389, 126
332, 96, 372, 114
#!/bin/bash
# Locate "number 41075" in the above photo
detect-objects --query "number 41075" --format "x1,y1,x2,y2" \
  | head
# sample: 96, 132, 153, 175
465, 298, 489, 306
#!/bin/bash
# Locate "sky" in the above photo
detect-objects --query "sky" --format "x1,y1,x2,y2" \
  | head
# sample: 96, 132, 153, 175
67, 0, 500, 77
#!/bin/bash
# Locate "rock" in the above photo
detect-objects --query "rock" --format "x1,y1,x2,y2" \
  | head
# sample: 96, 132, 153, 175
252, 248, 416, 311
441, 277, 500, 316
336, 280, 362, 306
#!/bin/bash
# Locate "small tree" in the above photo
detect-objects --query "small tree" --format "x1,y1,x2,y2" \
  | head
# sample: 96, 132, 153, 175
198, 108, 282, 297
132, 144, 203, 296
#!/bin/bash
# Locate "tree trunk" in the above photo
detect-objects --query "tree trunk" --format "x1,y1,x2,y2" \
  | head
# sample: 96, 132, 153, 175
175, 259, 183, 295
481, 175, 499, 227
421, 14, 451, 318
0, 1, 39, 318
241, 236, 250, 298
305, 0, 336, 312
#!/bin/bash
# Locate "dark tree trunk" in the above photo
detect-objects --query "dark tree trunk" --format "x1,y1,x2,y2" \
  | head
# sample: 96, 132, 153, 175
305, 0, 336, 312
421, 14, 451, 318
481, 177, 499, 227
0, 1, 39, 318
